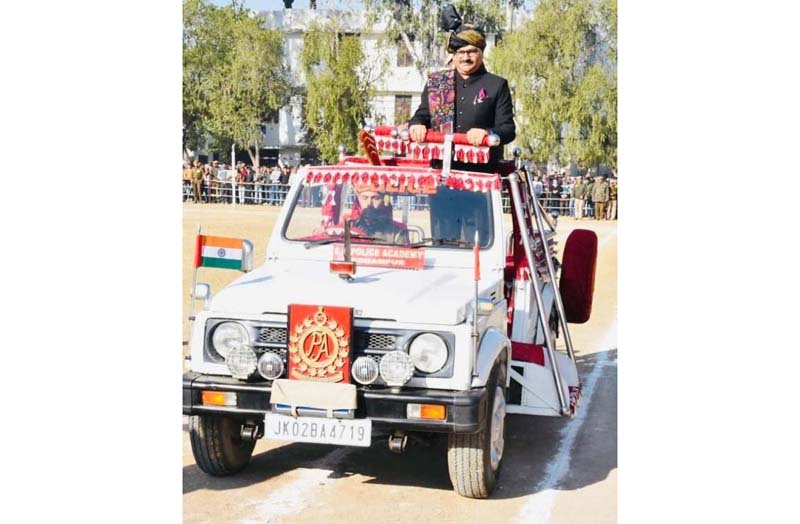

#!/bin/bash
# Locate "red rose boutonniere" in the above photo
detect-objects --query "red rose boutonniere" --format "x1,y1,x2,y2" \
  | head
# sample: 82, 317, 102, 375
474, 88, 488, 105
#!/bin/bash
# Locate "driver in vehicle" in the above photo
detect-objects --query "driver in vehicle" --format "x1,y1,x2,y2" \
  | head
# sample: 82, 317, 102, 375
351, 184, 408, 243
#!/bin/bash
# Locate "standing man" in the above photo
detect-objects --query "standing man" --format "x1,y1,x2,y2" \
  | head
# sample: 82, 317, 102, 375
209, 160, 220, 203
607, 178, 618, 220
531, 174, 544, 198
244, 164, 255, 205
235, 162, 247, 204
407, 5, 515, 172
562, 176, 574, 217
202, 163, 212, 203
182, 162, 192, 202
592, 175, 610, 220
572, 177, 585, 219
584, 175, 595, 218
191, 160, 204, 203
269, 165, 282, 205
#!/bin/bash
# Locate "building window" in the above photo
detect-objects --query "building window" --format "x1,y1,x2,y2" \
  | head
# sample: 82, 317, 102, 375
394, 95, 411, 125
264, 108, 279, 124
397, 39, 413, 67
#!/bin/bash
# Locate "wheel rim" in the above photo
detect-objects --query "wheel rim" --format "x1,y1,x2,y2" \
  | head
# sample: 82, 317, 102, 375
489, 384, 506, 471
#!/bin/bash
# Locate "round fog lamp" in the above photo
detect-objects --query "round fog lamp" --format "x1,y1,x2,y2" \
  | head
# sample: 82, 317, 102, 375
257, 352, 284, 380
409, 333, 448, 373
226, 345, 257, 379
351, 357, 379, 385
379, 351, 414, 387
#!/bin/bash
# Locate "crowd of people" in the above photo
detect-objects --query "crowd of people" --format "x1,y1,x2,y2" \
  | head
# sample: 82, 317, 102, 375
182, 160, 298, 206
182, 160, 617, 220
524, 168, 618, 220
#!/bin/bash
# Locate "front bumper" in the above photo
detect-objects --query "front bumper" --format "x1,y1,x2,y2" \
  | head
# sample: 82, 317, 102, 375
183, 372, 487, 433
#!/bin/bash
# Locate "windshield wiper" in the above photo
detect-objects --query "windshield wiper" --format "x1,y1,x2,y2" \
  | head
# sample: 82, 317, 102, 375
304, 234, 379, 249
407, 237, 474, 248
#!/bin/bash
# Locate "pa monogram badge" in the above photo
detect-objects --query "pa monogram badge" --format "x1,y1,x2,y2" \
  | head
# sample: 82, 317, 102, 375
287, 304, 353, 382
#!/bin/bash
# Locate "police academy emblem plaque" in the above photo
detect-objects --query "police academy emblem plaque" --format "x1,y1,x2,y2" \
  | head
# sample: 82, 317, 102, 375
287, 304, 353, 383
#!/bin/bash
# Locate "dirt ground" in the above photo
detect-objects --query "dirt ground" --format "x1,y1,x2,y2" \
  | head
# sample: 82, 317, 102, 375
182, 202, 617, 523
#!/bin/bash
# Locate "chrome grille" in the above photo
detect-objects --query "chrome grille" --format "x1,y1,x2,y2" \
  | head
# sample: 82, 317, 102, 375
258, 327, 287, 345
254, 326, 395, 352
358, 333, 397, 350
256, 346, 287, 358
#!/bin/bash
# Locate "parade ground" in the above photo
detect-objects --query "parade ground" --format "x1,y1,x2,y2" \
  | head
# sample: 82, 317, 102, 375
182, 202, 618, 523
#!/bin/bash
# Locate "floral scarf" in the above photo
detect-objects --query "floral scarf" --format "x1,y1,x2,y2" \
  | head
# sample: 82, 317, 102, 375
427, 69, 456, 134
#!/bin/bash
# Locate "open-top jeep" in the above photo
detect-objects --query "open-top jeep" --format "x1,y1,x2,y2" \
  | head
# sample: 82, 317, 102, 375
183, 126, 597, 498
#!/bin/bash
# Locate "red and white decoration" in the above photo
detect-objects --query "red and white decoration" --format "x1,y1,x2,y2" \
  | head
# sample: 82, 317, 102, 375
374, 137, 409, 155
443, 170, 502, 192
304, 166, 439, 192
371, 126, 492, 164
303, 166, 501, 193
373, 138, 490, 164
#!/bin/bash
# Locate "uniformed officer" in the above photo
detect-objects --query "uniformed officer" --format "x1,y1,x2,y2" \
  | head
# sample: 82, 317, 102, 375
592, 175, 610, 220
191, 160, 204, 204
407, 5, 515, 172
607, 178, 618, 220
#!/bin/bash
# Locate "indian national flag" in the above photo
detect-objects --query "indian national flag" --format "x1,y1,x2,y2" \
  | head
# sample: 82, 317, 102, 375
194, 235, 244, 270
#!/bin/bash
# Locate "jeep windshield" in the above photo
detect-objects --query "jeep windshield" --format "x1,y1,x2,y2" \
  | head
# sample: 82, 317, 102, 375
284, 182, 494, 249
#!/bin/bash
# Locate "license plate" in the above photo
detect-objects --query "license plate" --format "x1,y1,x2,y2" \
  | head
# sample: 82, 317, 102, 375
263, 413, 372, 447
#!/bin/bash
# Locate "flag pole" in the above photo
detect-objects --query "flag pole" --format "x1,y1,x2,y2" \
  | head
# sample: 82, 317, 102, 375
231, 142, 237, 208
472, 230, 480, 378
190, 224, 202, 318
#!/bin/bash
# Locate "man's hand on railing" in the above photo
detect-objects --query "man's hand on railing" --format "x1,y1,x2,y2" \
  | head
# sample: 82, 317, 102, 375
409, 124, 427, 143
466, 128, 488, 147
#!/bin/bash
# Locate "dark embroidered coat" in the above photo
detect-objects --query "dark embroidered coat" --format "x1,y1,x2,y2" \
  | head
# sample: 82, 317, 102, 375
408, 64, 516, 169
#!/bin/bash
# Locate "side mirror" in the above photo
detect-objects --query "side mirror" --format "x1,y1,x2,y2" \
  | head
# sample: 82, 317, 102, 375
193, 283, 211, 301
477, 298, 494, 316
242, 239, 254, 272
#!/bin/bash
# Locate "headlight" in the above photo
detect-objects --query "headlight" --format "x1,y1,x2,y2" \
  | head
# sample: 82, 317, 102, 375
408, 333, 448, 373
211, 322, 249, 358
379, 351, 414, 386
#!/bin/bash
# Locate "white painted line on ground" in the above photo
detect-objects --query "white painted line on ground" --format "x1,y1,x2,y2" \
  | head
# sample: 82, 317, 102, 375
241, 446, 352, 524
515, 320, 617, 524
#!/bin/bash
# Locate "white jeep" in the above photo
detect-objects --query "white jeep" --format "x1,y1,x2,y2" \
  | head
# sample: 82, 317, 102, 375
183, 129, 597, 498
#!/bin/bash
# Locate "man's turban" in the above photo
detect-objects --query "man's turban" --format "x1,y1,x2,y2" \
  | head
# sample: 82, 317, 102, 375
440, 4, 486, 53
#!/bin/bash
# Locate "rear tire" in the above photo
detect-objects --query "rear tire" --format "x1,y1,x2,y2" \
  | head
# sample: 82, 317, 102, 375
189, 415, 256, 476
447, 362, 507, 498
560, 229, 598, 324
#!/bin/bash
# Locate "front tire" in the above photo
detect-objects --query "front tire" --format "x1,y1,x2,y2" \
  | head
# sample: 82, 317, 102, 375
447, 362, 507, 498
189, 415, 256, 476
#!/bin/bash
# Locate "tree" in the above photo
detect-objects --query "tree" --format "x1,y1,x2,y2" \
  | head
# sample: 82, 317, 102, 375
566, 64, 617, 171
183, 0, 220, 160
365, 0, 508, 75
300, 21, 378, 163
182, 0, 292, 167
490, 0, 617, 169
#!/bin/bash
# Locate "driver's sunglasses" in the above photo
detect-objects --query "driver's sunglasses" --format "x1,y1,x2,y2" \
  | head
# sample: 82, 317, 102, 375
455, 48, 481, 57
